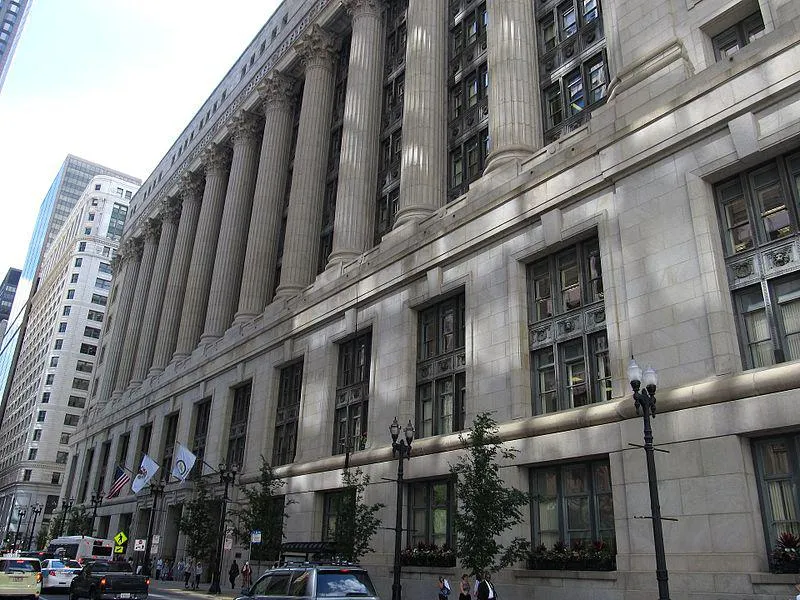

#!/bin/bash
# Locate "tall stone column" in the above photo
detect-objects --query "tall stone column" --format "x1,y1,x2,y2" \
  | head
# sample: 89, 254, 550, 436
202, 112, 262, 341
131, 197, 181, 384
113, 219, 160, 396
235, 74, 297, 322
327, 0, 385, 266
173, 144, 232, 358
275, 25, 337, 299
149, 174, 204, 374
395, 0, 448, 227
484, 0, 540, 172
96, 238, 142, 402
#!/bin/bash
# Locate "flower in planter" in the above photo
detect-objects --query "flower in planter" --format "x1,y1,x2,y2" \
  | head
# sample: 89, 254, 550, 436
400, 542, 457, 567
771, 531, 800, 574
527, 539, 616, 571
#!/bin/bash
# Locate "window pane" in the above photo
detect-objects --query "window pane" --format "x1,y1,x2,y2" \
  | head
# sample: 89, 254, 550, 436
583, 0, 598, 22
588, 58, 606, 104
438, 378, 454, 435
593, 333, 612, 402
419, 383, 433, 437
563, 339, 587, 407
560, 5, 577, 36
559, 251, 582, 311
532, 262, 553, 321
535, 349, 557, 413
763, 441, 791, 476
541, 17, 556, 51
546, 85, 563, 129
753, 166, 792, 241
566, 69, 584, 114
724, 197, 754, 253
775, 277, 800, 361
739, 288, 774, 367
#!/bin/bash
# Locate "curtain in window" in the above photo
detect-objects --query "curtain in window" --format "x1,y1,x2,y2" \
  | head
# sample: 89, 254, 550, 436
779, 296, 800, 361
767, 480, 800, 535
744, 309, 774, 367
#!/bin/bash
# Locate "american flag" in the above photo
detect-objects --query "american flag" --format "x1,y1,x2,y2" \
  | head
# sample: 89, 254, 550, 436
106, 466, 131, 498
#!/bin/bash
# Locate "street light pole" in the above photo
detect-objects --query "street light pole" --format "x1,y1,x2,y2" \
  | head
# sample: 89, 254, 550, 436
209, 463, 238, 595
90, 493, 104, 537
58, 498, 74, 537
142, 480, 165, 577
628, 359, 670, 600
389, 417, 414, 600
26, 504, 42, 550
15, 508, 27, 551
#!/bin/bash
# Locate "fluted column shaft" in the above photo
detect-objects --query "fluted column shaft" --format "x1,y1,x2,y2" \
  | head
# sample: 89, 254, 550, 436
328, 0, 385, 265
235, 75, 297, 321
114, 220, 160, 395
174, 145, 231, 357
202, 113, 262, 340
96, 240, 141, 402
149, 175, 204, 374
484, 0, 540, 172
131, 198, 181, 383
276, 25, 337, 298
395, 0, 448, 226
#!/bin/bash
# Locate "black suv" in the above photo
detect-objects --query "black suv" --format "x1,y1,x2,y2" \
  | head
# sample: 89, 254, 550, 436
237, 564, 380, 599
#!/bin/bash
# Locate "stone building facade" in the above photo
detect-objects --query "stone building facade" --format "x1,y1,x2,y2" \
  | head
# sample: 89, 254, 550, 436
66, 0, 800, 598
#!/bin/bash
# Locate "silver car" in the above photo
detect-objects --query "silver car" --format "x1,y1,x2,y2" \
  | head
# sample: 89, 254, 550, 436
41, 559, 78, 590
238, 565, 380, 600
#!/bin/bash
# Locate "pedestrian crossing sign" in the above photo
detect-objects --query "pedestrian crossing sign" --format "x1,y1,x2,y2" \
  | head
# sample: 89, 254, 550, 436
114, 531, 128, 545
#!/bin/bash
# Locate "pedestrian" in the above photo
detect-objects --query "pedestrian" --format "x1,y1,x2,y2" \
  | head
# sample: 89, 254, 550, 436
193, 561, 203, 590
229, 560, 239, 589
156, 557, 164, 580
459, 573, 471, 600
476, 572, 496, 600
795, 583, 800, 600
177, 558, 185, 584
183, 560, 192, 589
437, 575, 451, 600
473, 573, 482, 599
241, 561, 252, 588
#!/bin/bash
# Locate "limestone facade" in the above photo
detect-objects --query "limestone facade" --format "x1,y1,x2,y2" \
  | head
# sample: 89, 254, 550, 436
67, 0, 800, 598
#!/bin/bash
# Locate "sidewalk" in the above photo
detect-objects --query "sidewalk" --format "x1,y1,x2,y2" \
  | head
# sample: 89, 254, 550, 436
149, 578, 243, 598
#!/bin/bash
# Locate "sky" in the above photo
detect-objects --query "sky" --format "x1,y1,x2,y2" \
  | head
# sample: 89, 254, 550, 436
0, 0, 282, 279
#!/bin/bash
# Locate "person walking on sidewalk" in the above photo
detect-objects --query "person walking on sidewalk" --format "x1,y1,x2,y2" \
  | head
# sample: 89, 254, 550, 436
241, 561, 252, 589
193, 561, 203, 590
229, 560, 239, 589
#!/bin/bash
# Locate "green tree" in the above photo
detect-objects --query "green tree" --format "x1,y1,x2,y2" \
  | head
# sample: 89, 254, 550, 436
329, 468, 384, 563
230, 457, 293, 562
178, 477, 219, 563
65, 505, 92, 536
35, 528, 49, 551
449, 412, 530, 575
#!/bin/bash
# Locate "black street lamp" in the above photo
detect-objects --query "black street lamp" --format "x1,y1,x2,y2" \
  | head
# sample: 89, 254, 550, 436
628, 359, 670, 600
89, 492, 104, 537
58, 497, 74, 537
15, 508, 27, 551
142, 480, 166, 576
209, 463, 238, 595
389, 417, 414, 600
26, 504, 43, 550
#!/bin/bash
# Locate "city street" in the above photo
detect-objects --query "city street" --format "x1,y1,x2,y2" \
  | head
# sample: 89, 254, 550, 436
41, 579, 241, 600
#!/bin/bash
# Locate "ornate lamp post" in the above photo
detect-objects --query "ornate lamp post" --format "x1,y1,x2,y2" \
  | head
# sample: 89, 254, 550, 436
15, 508, 27, 551
26, 504, 43, 550
142, 480, 166, 576
628, 358, 670, 600
209, 463, 238, 594
389, 417, 414, 600
89, 492, 104, 537
58, 497, 74, 537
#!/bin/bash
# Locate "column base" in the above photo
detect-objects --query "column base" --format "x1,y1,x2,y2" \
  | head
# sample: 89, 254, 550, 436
326, 249, 360, 270
393, 206, 435, 229
274, 283, 304, 300
483, 144, 536, 175
232, 311, 258, 326
199, 333, 221, 345
147, 366, 164, 378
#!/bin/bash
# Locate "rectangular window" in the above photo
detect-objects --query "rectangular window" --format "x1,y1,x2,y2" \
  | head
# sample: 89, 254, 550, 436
28, 448, 37, 461
95, 278, 111, 291
23, 469, 32, 482
87, 309, 104, 322
753, 435, 800, 559
91, 294, 108, 306
41, 392, 50, 403
80, 343, 98, 356
63, 306, 71, 316
95, 441, 111, 494
98, 262, 112, 275
67, 289, 75, 299
416, 294, 466, 437
54, 339, 63, 350
88, 213, 95, 222
107, 203, 128, 238
191, 400, 212, 478
33, 429, 42, 441
49, 356, 59, 367
58, 322, 67, 333
712, 11, 765, 60
227, 383, 251, 467
46, 374, 55, 385
78, 242, 86, 252
527, 236, 609, 414
161, 413, 179, 476
75, 360, 93, 373
37, 411, 46, 422
273, 362, 303, 466
334, 333, 371, 456
84, 326, 101, 339
68, 396, 86, 408
116, 432, 130, 467
70, 273, 79, 283
531, 459, 615, 547
51, 472, 61, 485
64, 414, 80, 426
137, 423, 152, 466
72, 377, 90, 391
61, 433, 71, 445
75, 258, 82, 267
409, 479, 455, 549
715, 152, 800, 368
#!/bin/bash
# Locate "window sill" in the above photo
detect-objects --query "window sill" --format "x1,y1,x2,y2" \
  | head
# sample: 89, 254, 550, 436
512, 569, 618, 581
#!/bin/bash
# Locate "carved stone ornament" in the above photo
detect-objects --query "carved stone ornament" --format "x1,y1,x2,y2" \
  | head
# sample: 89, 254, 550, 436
230, 111, 262, 146
110, 254, 122, 273
123, 236, 144, 261
294, 24, 337, 68
202, 143, 233, 175
732, 261, 753, 279
143, 216, 163, 241
342, 0, 384, 18
180, 171, 205, 203
257, 73, 297, 109
770, 250, 792, 268
161, 196, 183, 224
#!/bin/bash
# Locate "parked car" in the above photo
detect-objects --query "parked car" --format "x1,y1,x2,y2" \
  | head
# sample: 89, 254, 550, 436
41, 559, 79, 591
0, 556, 42, 599
237, 563, 380, 600
69, 561, 149, 600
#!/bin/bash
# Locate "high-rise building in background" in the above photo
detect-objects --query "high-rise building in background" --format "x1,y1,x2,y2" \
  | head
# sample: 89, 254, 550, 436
0, 0, 32, 94
0, 268, 21, 340
65, 0, 800, 598
0, 175, 138, 547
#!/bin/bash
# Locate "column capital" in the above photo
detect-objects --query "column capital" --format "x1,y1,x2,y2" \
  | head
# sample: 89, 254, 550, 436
110, 254, 123, 273
180, 171, 205, 204
202, 143, 232, 176
161, 196, 183, 224
143, 217, 163, 241
342, 0, 384, 18
257, 73, 297, 110
295, 24, 337, 69
122, 236, 144, 261
229, 111, 262, 146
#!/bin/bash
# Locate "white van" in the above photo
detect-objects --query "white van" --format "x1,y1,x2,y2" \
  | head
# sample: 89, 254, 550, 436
46, 537, 114, 564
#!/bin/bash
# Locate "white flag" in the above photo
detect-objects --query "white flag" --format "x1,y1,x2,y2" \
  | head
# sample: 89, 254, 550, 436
131, 454, 160, 493
171, 443, 197, 482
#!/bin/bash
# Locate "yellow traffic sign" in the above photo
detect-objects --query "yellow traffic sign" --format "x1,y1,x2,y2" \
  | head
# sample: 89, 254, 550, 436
114, 531, 128, 546
114, 545, 125, 554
